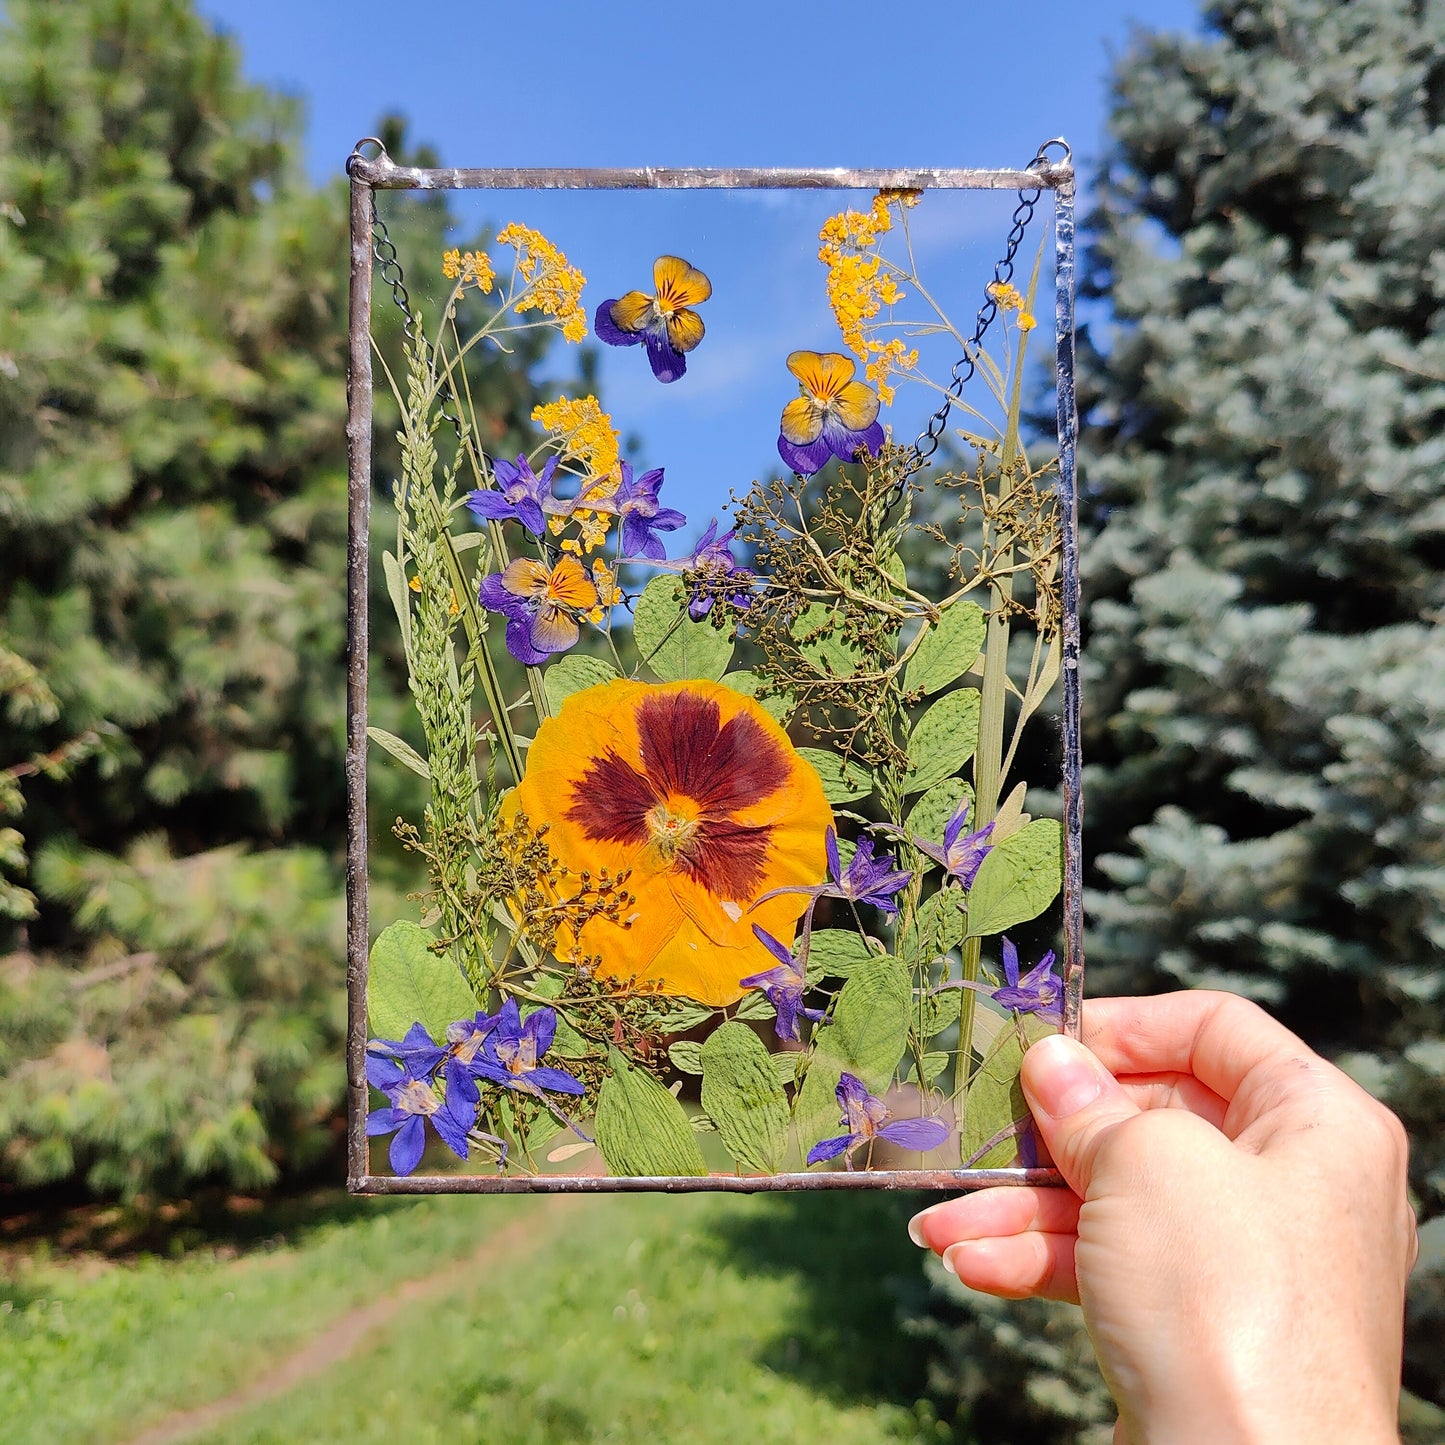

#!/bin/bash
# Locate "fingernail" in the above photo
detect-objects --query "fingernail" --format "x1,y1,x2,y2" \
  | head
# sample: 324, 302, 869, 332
906, 1206, 937, 1248
941, 1244, 960, 1276
1023, 1034, 1103, 1118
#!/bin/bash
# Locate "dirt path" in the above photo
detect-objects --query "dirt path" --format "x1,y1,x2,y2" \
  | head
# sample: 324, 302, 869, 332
125, 1195, 575, 1445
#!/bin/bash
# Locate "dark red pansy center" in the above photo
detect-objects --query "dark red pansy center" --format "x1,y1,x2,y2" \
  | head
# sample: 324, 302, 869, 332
567, 690, 790, 900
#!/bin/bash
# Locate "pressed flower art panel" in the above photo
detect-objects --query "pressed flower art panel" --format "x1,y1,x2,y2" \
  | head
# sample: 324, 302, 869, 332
352, 163, 1079, 1187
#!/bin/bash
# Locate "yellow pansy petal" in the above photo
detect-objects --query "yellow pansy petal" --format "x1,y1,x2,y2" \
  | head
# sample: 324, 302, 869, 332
530, 604, 581, 655
832, 379, 881, 431
609, 291, 655, 333
501, 557, 551, 597
653, 255, 712, 309
780, 396, 824, 445
547, 556, 600, 609
786, 349, 856, 401
666, 309, 706, 354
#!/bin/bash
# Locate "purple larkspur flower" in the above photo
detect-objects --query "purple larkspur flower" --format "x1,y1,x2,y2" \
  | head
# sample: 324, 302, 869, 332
806, 1072, 949, 1168
464, 454, 565, 535
741, 926, 825, 1043
914, 799, 995, 888
365, 1032, 476, 1176
986, 938, 1063, 1022
679, 519, 754, 621
594, 255, 711, 384
825, 828, 911, 915
469, 999, 585, 1096
609, 462, 686, 561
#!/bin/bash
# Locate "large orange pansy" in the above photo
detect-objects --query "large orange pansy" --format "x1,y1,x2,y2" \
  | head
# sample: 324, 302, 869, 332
504, 678, 831, 1006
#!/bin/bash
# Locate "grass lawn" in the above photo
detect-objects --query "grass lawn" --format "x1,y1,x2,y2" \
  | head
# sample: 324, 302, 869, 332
1, 1185, 961, 1444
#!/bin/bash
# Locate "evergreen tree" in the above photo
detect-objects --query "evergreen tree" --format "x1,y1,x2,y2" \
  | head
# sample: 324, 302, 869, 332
918, 1, 1445, 1434
0, 0, 543, 1198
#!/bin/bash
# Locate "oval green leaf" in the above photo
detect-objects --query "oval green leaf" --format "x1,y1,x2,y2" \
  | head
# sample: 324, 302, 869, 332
903, 689, 982, 794
594, 1047, 709, 1178
905, 777, 974, 850
964, 817, 1064, 938
700, 1022, 790, 1174
798, 748, 873, 804
632, 576, 733, 683
904, 600, 986, 695
807, 928, 878, 979
543, 654, 620, 712
959, 1024, 1029, 1168
366, 920, 478, 1045
721, 669, 794, 723
366, 726, 430, 781
793, 602, 866, 678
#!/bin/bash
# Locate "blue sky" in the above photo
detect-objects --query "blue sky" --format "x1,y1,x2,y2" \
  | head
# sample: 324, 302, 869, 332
200, 0, 1201, 534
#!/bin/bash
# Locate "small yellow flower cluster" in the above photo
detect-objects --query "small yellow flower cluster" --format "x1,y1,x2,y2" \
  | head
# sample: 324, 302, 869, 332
583, 559, 623, 623
441, 248, 495, 293
532, 394, 621, 554
817, 194, 918, 404
987, 280, 1037, 332
497, 224, 588, 342
408, 574, 462, 615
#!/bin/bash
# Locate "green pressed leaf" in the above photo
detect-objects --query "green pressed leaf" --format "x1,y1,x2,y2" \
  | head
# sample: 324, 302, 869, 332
381, 550, 411, 650
799, 748, 874, 804
904, 600, 986, 695
793, 602, 866, 678
772, 1050, 805, 1087
721, 670, 794, 723
900, 888, 967, 967
903, 689, 982, 793
959, 1025, 1029, 1168
965, 818, 1064, 938
905, 1052, 950, 1086
650, 1000, 715, 1032
735, 989, 777, 1021
793, 957, 912, 1152
366, 921, 479, 1045
916, 989, 957, 1041
543, 654, 620, 711
905, 778, 975, 849
632, 576, 733, 682
594, 1047, 709, 1177
700, 1022, 791, 1174
807, 928, 878, 979
366, 726, 430, 781
668, 1040, 705, 1074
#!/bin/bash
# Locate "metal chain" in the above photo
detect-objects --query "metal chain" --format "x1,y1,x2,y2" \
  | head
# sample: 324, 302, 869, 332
885, 137, 1072, 514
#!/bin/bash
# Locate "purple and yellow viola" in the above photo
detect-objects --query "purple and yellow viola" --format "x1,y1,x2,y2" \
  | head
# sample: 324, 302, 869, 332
595, 255, 712, 383
777, 350, 885, 476
478, 556, 599, 665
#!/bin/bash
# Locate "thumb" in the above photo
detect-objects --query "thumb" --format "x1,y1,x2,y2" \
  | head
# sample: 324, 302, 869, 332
1021, 1033, 1142, 1197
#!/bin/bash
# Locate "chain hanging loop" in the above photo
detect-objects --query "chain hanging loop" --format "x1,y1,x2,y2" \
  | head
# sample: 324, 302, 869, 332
883, 137, 1071, 518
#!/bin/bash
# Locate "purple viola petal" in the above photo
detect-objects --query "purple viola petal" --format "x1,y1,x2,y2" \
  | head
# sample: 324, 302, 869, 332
594, 300, 641, 346
465, 489, 516, 522
687, 593, 714, 622
1016, 1126, 1040, 1169
431, 1076, 476, 1159
478, 572, 522, 614
941, 802, 969, 855
825, 827, 842, 886
651, 507, 687, 533
771, 992, 802, 1043
778, 432, 835, 476
824, 417, 886, 464
496, 997, 523, 1035
366, 1106, 397, 1135
807, 1133, 856, 1165
389, 1113, 427, 1176
503, 613, 551, 666
365, 1053, 402, 1090
877, 1116, 950, 1153
643, 329, 686, 383
468, 1057, 512, 1088
522, 1065, 586, 1096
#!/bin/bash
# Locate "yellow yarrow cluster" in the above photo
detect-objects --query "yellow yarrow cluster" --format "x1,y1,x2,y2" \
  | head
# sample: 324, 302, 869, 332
497, 224, 587, 342
987, 280, 1037, 332
441, 249, 495, 293
818, 194, 919, 404
583, 560, 623, 623
532, 394, 622, 554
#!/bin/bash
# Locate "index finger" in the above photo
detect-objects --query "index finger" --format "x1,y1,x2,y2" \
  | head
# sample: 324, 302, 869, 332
1081, 991, 1319, 1108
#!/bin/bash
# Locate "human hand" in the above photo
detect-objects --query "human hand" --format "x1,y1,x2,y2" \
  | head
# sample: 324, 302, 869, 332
909, 992, 1417, 1445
